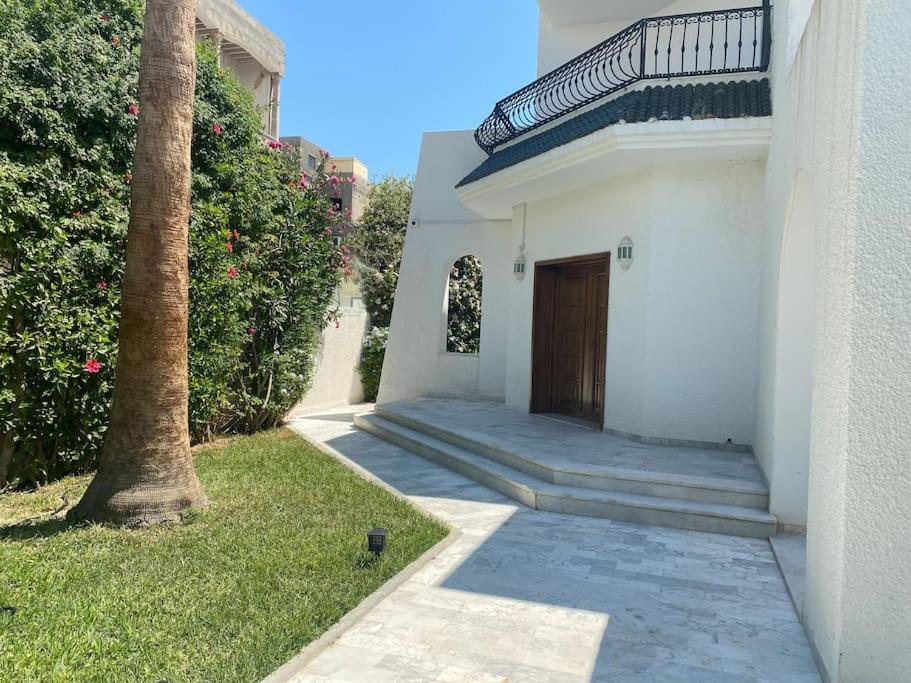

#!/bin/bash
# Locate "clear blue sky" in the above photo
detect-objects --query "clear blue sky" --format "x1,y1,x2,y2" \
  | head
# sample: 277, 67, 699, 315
242, 1, 539, 179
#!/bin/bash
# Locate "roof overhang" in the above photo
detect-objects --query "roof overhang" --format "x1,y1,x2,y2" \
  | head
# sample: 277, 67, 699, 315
456, 118, 772, 220
196, 0, 285, 75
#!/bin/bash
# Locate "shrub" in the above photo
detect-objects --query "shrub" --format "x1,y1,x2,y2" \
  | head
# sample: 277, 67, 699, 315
347, 175, 412, 327
0, 0, 342, 487
446, 256, 483, 354
358, 327, 389, 402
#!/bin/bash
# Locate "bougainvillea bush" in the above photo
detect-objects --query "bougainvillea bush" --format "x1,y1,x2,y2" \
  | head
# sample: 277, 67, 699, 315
0, 0, 343, 487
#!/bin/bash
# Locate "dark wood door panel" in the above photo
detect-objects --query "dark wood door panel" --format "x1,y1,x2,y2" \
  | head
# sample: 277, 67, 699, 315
531, 254, 610, 427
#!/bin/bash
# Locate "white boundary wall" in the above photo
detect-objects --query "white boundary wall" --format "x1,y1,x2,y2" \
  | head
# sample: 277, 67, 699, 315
291, 308, 367, 415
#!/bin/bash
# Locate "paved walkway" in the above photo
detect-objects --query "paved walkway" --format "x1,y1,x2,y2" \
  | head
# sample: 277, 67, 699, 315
287, 407, 819, 683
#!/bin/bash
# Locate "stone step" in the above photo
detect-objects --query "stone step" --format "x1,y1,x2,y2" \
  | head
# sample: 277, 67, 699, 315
375, 405, 769, 510
356, 413, 778, 539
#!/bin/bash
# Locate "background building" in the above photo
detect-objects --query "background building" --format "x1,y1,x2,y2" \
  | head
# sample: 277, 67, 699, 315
195, 0, 285, 138
281, 136, 370, 222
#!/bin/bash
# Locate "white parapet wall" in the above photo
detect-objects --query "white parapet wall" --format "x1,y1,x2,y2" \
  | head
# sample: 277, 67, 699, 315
290, 308, 368, 415
378, 131, 513, 405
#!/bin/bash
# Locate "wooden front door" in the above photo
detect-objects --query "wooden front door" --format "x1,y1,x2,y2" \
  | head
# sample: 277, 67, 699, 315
532, 255, 610, 426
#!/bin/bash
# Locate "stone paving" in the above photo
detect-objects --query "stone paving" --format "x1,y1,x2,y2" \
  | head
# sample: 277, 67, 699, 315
380, 398, 766, 487
287, 407, 820, 683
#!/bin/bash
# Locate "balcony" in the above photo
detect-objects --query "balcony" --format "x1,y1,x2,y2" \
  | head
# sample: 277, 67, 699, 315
455, 4, 773, 218
474, 4, 772, 155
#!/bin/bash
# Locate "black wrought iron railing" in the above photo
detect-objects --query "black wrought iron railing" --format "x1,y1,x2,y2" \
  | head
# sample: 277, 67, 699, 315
475, 3, 772, 154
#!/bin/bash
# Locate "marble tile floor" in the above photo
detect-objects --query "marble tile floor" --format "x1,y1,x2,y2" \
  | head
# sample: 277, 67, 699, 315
284, 406, 819, 683
378, 399, 766, 489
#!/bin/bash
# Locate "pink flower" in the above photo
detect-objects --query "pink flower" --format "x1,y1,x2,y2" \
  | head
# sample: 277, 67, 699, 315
226, 241, 233, 253
267, 139, 283, 150
128, 103, 139, 116
298, 175, 309, 189
212, 122, 223, 135
327, 208, 336, 218
348, 176, 357, 185
328, 175, 341, 186
339, 244, 349, 254
248, 327, 256, 336
227, 266, 238, 278
233, 229, 241, 239
97, 280, 107, 290
84, 358, 102, 374
345, 208, 353, 219
111, 35, 120, 47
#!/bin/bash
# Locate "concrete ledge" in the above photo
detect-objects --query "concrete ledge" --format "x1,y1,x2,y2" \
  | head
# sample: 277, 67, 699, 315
357, 413, 777, 538
376, 405, 768, 502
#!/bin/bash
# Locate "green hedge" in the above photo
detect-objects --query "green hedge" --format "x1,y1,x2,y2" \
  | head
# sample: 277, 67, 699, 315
0, 0, 343, 487
358, 327, 389, 403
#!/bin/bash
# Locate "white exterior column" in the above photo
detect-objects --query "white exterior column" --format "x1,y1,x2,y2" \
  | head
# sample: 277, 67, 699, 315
803, 0, 911, 679
268, 73, 280, 138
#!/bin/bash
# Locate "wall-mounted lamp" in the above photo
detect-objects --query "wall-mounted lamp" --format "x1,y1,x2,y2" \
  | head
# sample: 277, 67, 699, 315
618, 237, 634, 270
513, 247, 526, 281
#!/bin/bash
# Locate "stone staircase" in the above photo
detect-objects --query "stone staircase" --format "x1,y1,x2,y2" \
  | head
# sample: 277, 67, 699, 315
354, 400, 777, 538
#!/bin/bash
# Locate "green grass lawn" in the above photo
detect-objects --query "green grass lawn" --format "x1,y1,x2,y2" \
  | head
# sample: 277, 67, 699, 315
0, 429, 448, 682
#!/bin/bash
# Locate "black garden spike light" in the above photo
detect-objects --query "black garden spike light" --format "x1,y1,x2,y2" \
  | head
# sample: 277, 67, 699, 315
367, 527, 387, 557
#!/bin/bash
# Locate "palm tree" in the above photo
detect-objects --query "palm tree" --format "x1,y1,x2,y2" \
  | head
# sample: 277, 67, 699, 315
70, 0, 207, 524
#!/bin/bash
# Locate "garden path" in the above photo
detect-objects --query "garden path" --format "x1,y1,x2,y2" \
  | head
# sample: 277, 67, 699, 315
284, 407, 820, 683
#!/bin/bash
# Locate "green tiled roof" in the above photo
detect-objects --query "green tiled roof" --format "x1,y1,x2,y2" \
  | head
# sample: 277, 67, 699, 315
457, 79, 772, 188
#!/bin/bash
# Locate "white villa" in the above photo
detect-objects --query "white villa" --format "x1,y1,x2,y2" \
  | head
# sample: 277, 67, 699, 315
364, 1, 911, 681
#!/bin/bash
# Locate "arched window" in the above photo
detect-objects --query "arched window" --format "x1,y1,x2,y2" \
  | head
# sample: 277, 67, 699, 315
446, 256, 483, 354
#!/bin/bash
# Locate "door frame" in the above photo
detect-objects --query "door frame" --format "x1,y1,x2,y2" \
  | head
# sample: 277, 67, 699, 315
530, 252, 611, 429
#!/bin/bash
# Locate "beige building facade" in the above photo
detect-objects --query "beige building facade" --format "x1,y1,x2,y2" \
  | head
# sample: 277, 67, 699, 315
195, 0, 285, 138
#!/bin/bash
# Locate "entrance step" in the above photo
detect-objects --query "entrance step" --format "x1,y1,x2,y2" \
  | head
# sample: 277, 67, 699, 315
355, 413, 778, 539
375, 404, 769, 510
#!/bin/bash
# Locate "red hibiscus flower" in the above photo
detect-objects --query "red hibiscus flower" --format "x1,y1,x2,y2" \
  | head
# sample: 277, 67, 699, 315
97, 280, 107, 290
212, 122, 223, 135
227, 266, 238, 278
128, 103, 139, 116
84, 358, 102, 374
226, 241, 233, 253
233, 229, 241, 239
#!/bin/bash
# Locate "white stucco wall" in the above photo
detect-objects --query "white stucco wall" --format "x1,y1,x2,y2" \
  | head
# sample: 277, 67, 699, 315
753, 0, 818, 528
759, 0, 911, 679
504, 162, 763, 445
377, 131, 512, 405
290, 308, 367, 415
387, 127, 764, 445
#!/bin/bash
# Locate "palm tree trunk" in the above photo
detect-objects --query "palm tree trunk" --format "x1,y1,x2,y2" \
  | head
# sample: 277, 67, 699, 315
70, 0, 206, 525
